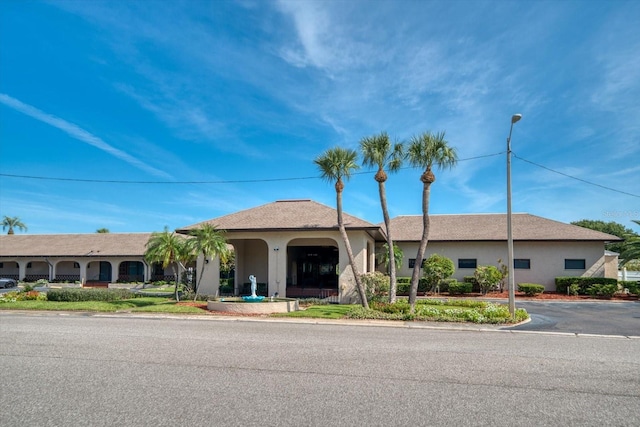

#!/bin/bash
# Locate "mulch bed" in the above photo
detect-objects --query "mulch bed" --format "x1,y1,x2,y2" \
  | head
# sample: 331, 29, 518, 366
425, 291, 638, 301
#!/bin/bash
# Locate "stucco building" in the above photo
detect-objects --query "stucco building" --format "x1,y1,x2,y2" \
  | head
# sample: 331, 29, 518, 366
0, 199, 620, 299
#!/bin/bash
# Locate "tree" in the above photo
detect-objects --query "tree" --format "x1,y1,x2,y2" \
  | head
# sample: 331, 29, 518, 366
2, 216, 27, 234
360, 132, 404, 303
406, 131, 457, 311
619, 220, 640, 266
315, 147, 369, 309
377, 243, 403, 275
421, 254, 454, 292
474, 265, 503, 295
96, 228, 110, 233
571, 219, 636, 253
144, 227, 190, 301
187, 223, 230, 301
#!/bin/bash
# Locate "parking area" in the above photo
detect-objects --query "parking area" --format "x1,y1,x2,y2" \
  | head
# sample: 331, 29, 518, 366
507, 300, 640, 337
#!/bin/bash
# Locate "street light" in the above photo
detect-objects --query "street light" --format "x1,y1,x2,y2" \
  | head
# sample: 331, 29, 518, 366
507, 113, 522, 317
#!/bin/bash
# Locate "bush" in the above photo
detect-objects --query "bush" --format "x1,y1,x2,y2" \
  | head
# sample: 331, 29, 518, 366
448, 281, 472, 295
47, 288, 136, 302
568, 283, 580, 296
360, 272, 390, 302
518, 283, 545, 296
585, 284, 618, 299
23, 284, 35, 292
555, 277, 617, 294
619, 281, 639, 295
474, 265, 502, 295
395, 278, 427, 295
421, 254, 455, 292
436, 278, 456, 293
463, 276, 480, 293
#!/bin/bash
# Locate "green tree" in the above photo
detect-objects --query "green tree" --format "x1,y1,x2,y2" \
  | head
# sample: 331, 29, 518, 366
571, 219, 635, 253
619, 220, 640, 266
96, 228, 110, 233
377, 243, 404, 274
474, 265, 503, 295
360, 131, 404, 303
145, 227, 190, 301
421, 254, 455, 292
315, 147, 369, 309
187, 223, 230, 301
406, 131, 457, 311
2, 216, 27, 234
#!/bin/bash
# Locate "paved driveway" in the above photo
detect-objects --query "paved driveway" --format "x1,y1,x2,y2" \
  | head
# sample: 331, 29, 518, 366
506, 300, 640, 337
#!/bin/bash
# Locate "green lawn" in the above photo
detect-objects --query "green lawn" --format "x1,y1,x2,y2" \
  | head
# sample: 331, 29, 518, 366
0, 297, 205, 314
275, 304, 355, 319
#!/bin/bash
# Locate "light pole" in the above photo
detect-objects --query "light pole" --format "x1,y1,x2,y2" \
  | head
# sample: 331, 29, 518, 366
507, 113, 522, 317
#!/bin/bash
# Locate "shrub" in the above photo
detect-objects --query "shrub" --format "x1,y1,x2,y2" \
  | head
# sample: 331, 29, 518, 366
448, 281, 472, 295
518, 283, 545, 296
585, 284, 618, 299
474, 265, 502, 295
463, 276, 480, 293
47, 288, 136, 302
23, 284, 35, 292
396, 281, 410, 295
618, 281, 639, 295
568, 283, 580, 296
555, 277, 617, 294
421, 254, 455, 292
360, 272, 390, 302
436, 278, 456, 293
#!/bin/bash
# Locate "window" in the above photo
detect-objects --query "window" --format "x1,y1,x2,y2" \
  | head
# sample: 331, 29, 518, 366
73, 262, 80, 268
408, 259, 426, 269
27, 262, 32, 268
0, 263, 3, 268
458, 259, 477, 269
514, 259, 530, 269
565, 259, 586, 270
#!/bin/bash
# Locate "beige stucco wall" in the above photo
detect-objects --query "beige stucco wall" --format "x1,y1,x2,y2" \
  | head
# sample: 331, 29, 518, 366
393, 241, 608, 291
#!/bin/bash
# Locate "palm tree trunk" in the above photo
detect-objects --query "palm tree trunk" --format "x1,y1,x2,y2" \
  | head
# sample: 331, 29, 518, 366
409, 181, 432, 311
378, 181, 397, 303
173, 264, 180, 302
336, 187, 369, 309
193, 256, 206, 302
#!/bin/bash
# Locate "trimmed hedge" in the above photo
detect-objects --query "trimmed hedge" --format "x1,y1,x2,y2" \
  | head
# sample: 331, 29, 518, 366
463, 276, 480, 293
448, 281, 473, 295
46, 288, 137, 302
555, 277, 617, 295
518, 283, 545, 296
396, 278, 428, 295
585, 284, 618, 298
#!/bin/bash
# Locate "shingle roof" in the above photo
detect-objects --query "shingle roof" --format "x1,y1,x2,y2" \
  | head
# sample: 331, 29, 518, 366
388, 214, 622, 242
177, 199, 380, 232
0, 233, 153, 257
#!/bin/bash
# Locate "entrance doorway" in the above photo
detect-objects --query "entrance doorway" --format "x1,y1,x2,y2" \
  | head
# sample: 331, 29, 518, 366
287, 246, 338, 297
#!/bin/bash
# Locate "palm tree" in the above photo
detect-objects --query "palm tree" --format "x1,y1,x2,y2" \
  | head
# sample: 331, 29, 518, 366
2, 216, 27, 234
187, 223, 230, 301
145, 227, 190, 301
620, 220, 640, 266
406, 131, 458, 311
315, 147, 369, 309
360, 132, 404, 303
377, 243, 404, 272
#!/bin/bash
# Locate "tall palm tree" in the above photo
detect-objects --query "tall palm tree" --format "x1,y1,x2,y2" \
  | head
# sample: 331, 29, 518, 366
145, 227, 190, 301
406, 131, 458, 311
187, 223, 230, 301
360, 132, 405, 303
620, 220, 640, 266
2, 216, 27, 234
315, 147, 369, 309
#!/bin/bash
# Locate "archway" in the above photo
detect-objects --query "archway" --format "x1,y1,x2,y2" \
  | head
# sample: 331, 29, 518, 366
286, 238, 339, 298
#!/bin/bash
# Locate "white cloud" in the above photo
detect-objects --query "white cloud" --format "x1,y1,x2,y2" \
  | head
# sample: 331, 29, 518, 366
0, 93, 171, 179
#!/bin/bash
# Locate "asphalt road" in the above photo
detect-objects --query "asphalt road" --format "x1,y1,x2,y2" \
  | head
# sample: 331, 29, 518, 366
1, 313, 638, 426
506, 300, 640, 337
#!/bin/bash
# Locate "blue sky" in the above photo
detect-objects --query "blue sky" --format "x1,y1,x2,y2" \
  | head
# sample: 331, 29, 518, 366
1, 0, 639, 234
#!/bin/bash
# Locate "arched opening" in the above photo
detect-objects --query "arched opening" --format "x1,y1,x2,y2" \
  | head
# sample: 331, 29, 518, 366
229, 239, 268, 296
118, 261, 144, 283
25, 261, 49, 282
286, 238, 339, 298
55, 261, 80, 282
0, 261, 19, 280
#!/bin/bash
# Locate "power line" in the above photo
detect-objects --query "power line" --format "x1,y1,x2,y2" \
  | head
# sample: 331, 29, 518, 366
513, 153, 640, 198
0, 152, 504, 185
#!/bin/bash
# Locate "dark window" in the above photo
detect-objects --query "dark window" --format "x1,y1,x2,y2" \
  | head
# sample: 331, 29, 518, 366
458, 259, 477, 269
408, 259, 426, 269
73, 262, 80, 268
514, 259, 530, 269
27, 262, 32, 268
0, 262, 3, 268
565, 259, 586, 270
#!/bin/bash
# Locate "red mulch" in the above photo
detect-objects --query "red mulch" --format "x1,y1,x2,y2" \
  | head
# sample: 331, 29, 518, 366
175, 301, 272, 316
425, 291, 638, 301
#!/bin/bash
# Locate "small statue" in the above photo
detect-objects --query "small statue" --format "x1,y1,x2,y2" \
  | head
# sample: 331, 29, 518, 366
249, 274, 257, 298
